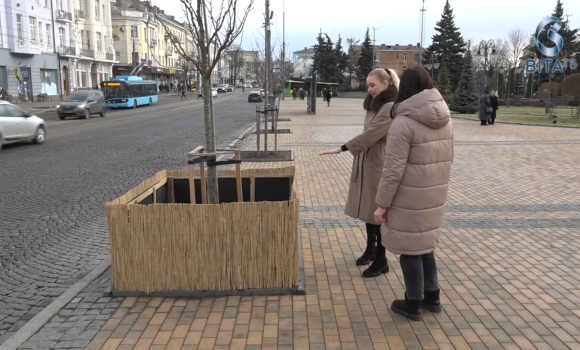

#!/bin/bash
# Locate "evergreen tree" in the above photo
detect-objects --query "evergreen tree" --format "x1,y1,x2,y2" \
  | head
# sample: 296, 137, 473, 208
312, 32, 339, 82
450, 48, 479, 113
334, 35, 348, 84
357, 28, 374, 89
437, 63, 452, 103
422, 0, 466, 91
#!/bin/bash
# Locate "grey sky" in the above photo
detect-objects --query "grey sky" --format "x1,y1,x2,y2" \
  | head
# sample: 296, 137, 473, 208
152, 0, 580, 54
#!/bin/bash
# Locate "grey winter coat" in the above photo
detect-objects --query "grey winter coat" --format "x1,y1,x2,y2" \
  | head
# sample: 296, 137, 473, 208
478, 94, 491, 120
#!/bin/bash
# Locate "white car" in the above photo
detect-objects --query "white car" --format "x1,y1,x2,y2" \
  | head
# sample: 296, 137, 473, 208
0, 101, 46, 151
197, 88, 218, 99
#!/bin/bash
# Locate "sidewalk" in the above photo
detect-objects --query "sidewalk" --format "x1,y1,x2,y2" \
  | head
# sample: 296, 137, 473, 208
14, 97, 580, 349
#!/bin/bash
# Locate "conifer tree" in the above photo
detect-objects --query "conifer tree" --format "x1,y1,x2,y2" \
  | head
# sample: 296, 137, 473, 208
451, 48, 479, 113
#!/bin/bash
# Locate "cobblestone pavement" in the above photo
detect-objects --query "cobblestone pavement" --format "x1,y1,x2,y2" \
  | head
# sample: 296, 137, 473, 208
22, 98, 580, 349
0, 92, 256, 344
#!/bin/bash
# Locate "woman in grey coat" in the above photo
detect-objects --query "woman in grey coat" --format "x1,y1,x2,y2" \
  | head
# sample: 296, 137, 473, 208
479, 90, 491, 125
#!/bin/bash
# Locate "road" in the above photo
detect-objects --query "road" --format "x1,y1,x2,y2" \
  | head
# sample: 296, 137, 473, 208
0, 91, 257, 343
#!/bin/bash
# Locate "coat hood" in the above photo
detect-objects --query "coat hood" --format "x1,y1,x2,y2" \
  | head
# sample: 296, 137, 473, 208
393, 88, 450, 129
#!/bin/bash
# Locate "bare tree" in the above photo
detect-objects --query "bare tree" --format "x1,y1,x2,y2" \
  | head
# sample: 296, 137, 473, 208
226, 45, 245, 85
146, 0, 254, 204
506, 27, 527, 69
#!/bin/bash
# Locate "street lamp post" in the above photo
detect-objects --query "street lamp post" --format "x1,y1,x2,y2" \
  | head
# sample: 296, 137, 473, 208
476, 39, 497, 90
424, 56, 440, 79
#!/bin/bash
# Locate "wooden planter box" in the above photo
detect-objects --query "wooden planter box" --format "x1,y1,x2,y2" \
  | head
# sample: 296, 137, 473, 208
106, 166, 300, 295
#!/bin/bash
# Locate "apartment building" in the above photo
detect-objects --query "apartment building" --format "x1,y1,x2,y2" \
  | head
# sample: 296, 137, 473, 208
111, 0, 194, 85
55, 0, 117, 94
0, 0, 60, 99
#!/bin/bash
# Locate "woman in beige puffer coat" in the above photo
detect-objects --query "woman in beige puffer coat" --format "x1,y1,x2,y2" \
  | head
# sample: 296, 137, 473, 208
374, 67, 453, 321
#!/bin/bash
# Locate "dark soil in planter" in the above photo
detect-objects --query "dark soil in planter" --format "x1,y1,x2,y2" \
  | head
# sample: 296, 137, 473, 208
254, 129, 291, 134
238, 150, 293, 163
138, 175, 293, 204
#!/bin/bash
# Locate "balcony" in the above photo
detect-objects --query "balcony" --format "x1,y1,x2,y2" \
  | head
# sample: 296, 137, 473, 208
58, 46, 76, 56
56, 10, 73, 22
106, 52, 114, 60
165, 48, 173, 56
80, 48, 94, 58
150, 39, 157, 47
75, 10, 85, 20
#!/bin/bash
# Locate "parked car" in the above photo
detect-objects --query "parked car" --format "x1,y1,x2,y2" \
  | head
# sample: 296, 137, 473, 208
57, 90, 106, 120
0, 101, 46, 151
259, 89, 265, 97
216, 85, 228, 93
248, 91, 263, 103
226, 85, 235, 92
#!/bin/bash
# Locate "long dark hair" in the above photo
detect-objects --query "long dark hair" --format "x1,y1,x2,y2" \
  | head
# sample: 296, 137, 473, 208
390, 67, 434, 119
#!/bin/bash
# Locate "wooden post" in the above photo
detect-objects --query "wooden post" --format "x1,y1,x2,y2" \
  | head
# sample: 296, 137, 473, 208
188, 164, 196, 204
235, 151, 242, 202
168, 178, 175, 203
200, 161, 207, 204
250, 176, 256, 202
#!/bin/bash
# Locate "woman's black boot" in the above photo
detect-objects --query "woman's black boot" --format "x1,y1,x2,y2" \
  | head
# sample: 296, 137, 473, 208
391, 299, 422, 321
423, 289, 442, 313
362, 227, 389, 277
356, 224, 376, 266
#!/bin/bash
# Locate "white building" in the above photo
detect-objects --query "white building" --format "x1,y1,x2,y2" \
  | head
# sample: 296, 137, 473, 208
0, 0, 60, 99
55, 0, 117, 94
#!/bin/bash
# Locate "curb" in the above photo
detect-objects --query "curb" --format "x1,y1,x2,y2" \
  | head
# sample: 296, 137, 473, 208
0, 256, 110, 350
453, 116, 580, 129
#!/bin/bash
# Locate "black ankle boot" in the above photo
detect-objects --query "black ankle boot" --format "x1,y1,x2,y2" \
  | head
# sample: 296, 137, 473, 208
423, 290, 442, 313
356, 245, 375, 266
362, 256, 389, 277
357, 224, 377, 266
391, 299, 422, 321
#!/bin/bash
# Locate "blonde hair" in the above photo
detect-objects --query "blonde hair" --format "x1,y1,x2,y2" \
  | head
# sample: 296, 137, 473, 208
368, 68, 400, 89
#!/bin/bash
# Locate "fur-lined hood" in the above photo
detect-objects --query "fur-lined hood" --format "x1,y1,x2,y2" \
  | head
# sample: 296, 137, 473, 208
363, 85, 398, 112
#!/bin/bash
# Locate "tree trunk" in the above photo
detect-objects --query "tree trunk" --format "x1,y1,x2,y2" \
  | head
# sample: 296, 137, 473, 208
202, 72, 219, 204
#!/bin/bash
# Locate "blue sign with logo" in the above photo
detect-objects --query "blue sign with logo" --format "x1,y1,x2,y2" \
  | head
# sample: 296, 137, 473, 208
525, 16, 577, 74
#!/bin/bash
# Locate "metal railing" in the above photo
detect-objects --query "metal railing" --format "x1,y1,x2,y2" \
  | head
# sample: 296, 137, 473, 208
80, 48, 94, 57
75, 9, 85, 20
58, 46, 76, 56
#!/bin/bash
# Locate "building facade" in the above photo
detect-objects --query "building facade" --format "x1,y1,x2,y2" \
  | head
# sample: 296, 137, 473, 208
372, 44, 422, 77
111, 1, 193, 86
55, 0, 117, 95
0, 0, 60, 99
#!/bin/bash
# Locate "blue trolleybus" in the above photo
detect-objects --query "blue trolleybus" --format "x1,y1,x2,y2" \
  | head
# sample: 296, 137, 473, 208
101, 76, 159, 109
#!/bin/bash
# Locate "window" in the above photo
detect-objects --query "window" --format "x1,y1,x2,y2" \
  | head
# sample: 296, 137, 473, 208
131, 26, 138, 38
103, 35, 107, 52
30, 17, 37, 41
39, 22, 43, 44
45, 0, 49, 6
46, 24, 52, 46
0, 104, 27, 118
96, 32, 102, 52
40, 69, 58, 95
59, 27, 65, 47
403, 54, 407, 62
95, 0, 100, 19
58, 0, 63, 10
16, 15, 23, 41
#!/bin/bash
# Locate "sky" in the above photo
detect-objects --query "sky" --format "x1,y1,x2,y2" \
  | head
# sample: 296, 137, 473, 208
151, 0, 580, 55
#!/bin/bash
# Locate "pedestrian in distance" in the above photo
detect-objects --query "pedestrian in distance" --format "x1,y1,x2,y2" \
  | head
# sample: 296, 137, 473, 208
489, 90, 499, 125
180, 85, 187, 99
374, 66, 453, 321
479, 89, 492, 125
325, 89, 332, 106
320, 68, 400, 278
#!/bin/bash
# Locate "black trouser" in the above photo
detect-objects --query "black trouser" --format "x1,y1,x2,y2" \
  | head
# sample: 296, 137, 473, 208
399, 252, 439, 300
480, 119, 487, 125
365, 223, 385, 255
490, 111, 496, 124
